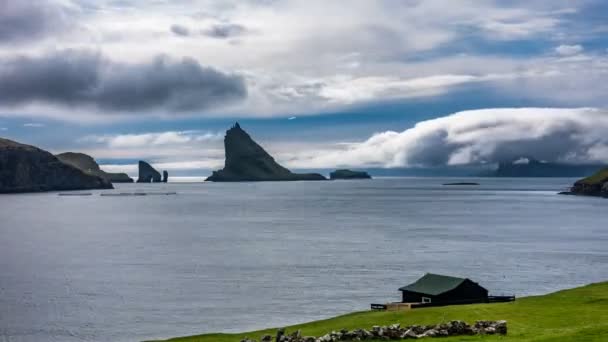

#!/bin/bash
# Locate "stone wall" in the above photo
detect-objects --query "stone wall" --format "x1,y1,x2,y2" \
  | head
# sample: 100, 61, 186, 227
240, 320, 507, 341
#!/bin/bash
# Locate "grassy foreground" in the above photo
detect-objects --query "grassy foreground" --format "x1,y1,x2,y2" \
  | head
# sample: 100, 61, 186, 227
149, 281, 608, 342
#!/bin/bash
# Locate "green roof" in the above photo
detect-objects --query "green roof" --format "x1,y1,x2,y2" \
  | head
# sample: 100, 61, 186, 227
399, 273, 473, 295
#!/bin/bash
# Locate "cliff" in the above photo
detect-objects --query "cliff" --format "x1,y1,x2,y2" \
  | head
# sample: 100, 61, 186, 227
206, 123, 326, 182
137, 161, 162, 183
56, 152, 134, 183
566, 168, 608, 197
0, 138, 113, 193
330, 169, 372, 180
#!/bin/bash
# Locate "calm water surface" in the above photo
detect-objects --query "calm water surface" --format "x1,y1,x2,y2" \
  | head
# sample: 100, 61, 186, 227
1, 178, 607, 342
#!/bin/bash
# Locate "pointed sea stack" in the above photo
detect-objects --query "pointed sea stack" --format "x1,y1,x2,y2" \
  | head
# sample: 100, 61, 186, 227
162, 170, 169, 183
206, 123, 326, 182
137, 161, 162, 183
56, 152, 134, 183
0, 138, 113, 193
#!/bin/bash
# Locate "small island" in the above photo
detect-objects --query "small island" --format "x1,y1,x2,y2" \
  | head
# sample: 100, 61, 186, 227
206, 123, 326, 182
330, 169, 372, 180
443, 182, 480, 186
561, 168, 608, 198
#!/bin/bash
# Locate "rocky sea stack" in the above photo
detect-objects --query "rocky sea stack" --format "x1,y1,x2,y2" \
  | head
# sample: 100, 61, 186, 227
56, 152, 133, 183
207, 123, 326, 182
137, 161, 163, 183
0, 138, 113, 193
563, 168, 608, 197
330, 169, 372, 180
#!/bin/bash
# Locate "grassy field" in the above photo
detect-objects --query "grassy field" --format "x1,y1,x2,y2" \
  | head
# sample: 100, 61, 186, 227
149, 281, 608, 342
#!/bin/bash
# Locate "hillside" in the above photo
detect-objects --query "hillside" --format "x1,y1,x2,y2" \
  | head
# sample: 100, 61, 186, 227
149, 281, 608, 342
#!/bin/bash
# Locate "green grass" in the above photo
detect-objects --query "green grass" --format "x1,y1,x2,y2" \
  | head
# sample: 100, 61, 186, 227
578, 168, 608, 185
148, 281, 608, 342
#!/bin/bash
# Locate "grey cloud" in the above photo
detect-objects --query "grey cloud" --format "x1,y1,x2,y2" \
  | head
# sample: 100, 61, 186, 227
0, 0, 70, 43
170, 24, 190, 37
203, 23, 247, 39
0, 50, 247, 113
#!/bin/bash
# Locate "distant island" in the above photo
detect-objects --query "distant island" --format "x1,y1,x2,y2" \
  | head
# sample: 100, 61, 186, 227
0, 138, 113, 193
330, 169, 372, 180
561, 168, 608, 198
56, 152, 134, 183
206, 123, 326, 182
487, 158, 606, 177
443, 182, 480, 186
137, 161, 168, 183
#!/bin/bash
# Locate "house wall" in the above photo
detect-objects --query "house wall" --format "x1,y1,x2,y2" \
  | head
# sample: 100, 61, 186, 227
401, 291, 437, 303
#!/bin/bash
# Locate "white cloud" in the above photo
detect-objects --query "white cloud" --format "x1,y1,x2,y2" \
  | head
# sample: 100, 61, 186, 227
23, 123, 44, 127
555, 44, 584, 56
283, 108, 608, 168
83, 130, 222, 149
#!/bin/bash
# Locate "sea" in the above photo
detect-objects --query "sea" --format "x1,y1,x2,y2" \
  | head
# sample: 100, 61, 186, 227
1, 178, 607, 342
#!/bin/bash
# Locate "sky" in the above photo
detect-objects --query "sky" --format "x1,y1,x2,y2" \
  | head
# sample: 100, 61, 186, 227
1, 0, 608, 176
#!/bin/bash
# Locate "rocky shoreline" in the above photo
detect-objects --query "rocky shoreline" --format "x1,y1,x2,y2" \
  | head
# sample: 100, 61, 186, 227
559, 168, 608, 198
241, 320, 507, 342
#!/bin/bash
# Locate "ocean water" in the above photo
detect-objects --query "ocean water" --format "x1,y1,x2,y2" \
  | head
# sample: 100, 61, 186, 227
0, 178, 607, 342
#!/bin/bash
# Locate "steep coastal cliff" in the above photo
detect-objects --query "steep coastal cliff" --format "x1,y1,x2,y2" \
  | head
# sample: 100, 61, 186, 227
206, 123, 326, 182
56, 152, 133, 183
0, 138, 113, 193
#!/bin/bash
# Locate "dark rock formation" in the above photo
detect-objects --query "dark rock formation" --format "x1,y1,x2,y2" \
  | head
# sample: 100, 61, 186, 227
563, 168, 608, 197
330, 169, 371, 180
137, 161, 162, 183
206, 123, 326, 182
0, 138, 113, 193
490, 158, 606, 177
443, 182, 480, 186
56, 152, 134, 183
162, 170, 169, 183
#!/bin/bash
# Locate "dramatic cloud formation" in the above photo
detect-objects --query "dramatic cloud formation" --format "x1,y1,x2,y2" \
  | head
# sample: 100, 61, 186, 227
0, 50, 247, 115
0, 0, 71, 43
286, 108, 608, 168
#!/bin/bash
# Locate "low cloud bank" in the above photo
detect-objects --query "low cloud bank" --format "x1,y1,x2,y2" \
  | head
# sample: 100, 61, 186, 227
288, 108, 608, 168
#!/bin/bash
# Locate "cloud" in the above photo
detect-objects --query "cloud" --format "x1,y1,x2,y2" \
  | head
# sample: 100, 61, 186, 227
82, 130, 222, 149
170, 24, 190, 37
0, 127, 7, 131
555, 44, 584, 56
285, 108, 608, 168
23, 123, 45, 127
202, 23, 247, 39
0, 0, 71, 43
0, 50, 247, 115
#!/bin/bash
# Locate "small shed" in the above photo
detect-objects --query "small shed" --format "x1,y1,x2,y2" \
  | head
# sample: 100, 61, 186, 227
399, 273, 488, 305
